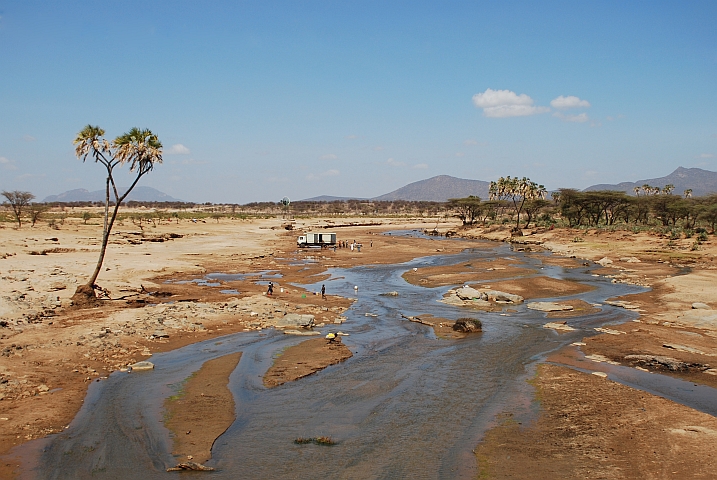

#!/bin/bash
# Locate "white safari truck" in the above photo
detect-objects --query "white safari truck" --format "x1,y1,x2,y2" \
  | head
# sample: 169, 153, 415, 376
297, 232, 337, 247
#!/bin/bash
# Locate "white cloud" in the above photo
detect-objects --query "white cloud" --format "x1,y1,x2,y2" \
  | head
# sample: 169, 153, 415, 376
472, 88, 550, 118
345, 134, 358, 139
306, 169, 340, 181
166, 144, 191, 155
319, 153, 338, 161
413, 163, 428, 169
696, 153, 715, 159
0, 156, 17, 170
464, 139, 478, 146
386, 158, 406, 167
455, 152, 465, 157
553, 112, 589, 123
23, 134, 36, 142
473, 89, 533, 108
373, 146, 384, 151
550, 95, 591, 109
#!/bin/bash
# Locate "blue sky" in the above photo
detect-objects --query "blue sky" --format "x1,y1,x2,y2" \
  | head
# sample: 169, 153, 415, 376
1, 1, 716, 203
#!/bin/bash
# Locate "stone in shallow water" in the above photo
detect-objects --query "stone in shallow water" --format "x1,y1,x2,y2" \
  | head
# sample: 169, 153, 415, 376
527, 302, 574, 312
129, 361, 154, 372
274, 313, 315, 328
543, 322, 575, 331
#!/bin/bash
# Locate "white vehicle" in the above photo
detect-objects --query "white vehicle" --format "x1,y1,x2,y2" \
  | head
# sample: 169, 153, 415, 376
297, 232, 337, 247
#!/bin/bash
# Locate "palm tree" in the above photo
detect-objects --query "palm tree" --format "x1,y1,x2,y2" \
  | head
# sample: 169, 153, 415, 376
684, 189, 693, 199
72, 125, 162, 303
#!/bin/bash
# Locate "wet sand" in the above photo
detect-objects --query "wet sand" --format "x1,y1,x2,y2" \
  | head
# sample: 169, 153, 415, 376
461, 224, 717, 477
263, 337, 352, 387
475, 364, 717, 479
164, 352, 242, 464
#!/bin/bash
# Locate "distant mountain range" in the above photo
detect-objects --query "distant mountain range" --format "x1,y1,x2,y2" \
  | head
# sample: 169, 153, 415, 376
302, 175, 490, 202
584, 167, 717, 197
302, 168, 717, 203
43, 186, 182, 203
301, 195, 367, 202
46, 167, 717, 204
372, 175, 490, 202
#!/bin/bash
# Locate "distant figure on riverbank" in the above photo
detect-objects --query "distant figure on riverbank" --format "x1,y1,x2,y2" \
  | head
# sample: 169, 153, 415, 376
321, 284, 326, 299
267, 281, 273, 296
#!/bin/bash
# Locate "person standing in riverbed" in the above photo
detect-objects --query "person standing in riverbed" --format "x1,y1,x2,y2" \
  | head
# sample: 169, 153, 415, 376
267, 281, 274, 296
321, 284, 326, 299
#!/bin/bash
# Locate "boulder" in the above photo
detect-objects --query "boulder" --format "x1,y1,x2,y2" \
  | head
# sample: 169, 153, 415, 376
624, 354, 708, 372
596, 257, 613, 266
452, 318, 482, 333
129, 361, 154, 372
455, 286, 486, 301
482, 289, 523, 304
274, 313, 315, 328
527, 302, 574, 312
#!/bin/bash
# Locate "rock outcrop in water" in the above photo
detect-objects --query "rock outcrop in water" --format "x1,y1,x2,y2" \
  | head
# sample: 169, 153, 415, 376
452, 318, 482, 333
440, 286, 524, 309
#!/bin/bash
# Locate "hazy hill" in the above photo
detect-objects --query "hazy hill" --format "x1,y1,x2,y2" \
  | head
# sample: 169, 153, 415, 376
300, 195, 367, 202
585, 167, 717, 197
43, 186, 182, 203
372, 175, 490, 202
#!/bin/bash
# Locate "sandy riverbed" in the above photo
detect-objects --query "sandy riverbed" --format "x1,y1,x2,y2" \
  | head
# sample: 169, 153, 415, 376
2, 217, 717, 477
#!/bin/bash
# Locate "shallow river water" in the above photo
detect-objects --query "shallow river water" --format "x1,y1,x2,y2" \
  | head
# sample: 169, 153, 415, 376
13, 240, 696, 479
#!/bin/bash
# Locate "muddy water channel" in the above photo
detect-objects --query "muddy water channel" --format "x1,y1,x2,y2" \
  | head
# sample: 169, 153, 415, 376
21, 243, 650, 479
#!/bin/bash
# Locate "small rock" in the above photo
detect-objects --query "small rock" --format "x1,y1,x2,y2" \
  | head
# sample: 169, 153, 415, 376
591, 372, 608, 378
692, 302, 711, 310
543, 322, 575, 331
37, 384, 49, 392
527, 302, 574, 312
152, 330, 169, 339
166, 462, 215, 472
596, 257, 613, 266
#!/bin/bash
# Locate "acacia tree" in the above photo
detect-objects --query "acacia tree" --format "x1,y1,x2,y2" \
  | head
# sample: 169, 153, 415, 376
28, 203, 49, 227
448, 196, 483, 225
489, 176, 546, 228
1, 190, 35, 227
72, 125, 162, 302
